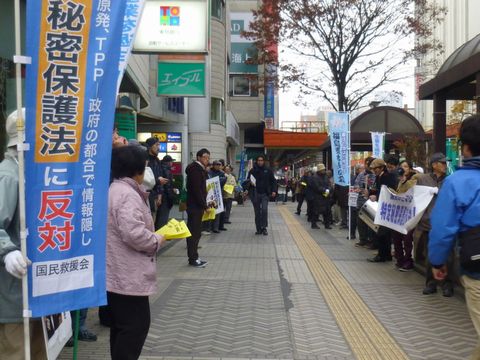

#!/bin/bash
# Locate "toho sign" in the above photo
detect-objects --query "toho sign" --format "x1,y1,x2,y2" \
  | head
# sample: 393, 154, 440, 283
133, 0, 208, 53
157, 61, 206, 96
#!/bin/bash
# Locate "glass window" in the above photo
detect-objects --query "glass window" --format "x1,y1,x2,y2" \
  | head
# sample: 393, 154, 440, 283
211, 0, 224, 21
210, 98, 225, 126
166, 97, 184, 114
229, 75, 258, 97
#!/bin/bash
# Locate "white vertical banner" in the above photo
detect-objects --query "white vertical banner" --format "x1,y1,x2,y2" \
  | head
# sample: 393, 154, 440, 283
117, 0, 146, 92
371, 132, 385, 159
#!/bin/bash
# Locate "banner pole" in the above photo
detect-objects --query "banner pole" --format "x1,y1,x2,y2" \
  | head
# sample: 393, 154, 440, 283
348, 112, 352, 241
14, 0, 31, 359
73, 310, 80, 360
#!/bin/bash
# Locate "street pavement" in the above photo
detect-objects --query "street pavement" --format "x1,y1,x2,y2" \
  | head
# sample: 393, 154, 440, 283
59, 201, 477, 360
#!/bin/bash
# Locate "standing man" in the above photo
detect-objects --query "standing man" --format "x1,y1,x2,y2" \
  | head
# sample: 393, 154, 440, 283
295, 172, 308, 215
412, 153, 452, 296
310, 164, 332, 229
155, 155, 176, 229
429, 115, 480, 360
146, 137, 168, 229
367, 158, 398, 262
0, 110, 47, 359
185, 149, 211, 267
247, 155, 277, 235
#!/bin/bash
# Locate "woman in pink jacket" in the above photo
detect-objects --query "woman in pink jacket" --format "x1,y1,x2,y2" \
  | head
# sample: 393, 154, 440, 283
107, 146, 165, 360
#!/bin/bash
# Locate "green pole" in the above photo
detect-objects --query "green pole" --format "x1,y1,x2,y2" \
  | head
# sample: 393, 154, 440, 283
73, 310, 80, 360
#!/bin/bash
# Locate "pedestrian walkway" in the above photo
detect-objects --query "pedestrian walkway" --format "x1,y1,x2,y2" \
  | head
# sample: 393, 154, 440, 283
60, 202, 477, 360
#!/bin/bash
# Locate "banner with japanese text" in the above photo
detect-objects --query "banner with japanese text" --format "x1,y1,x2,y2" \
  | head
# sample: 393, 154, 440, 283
25, 0, 128, 317
371, 132, 385, 159
327, 112, 350, 186
374, 185, 436, 234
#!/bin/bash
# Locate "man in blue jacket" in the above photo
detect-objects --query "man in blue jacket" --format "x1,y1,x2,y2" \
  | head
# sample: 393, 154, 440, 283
429, 114, 480, 359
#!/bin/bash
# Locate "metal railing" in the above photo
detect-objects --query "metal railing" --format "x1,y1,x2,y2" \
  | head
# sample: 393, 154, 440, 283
279, 121, 327, 133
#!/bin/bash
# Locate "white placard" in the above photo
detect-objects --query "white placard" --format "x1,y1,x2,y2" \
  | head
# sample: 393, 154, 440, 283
206, 176, 224, 214
43, 312, 72, 360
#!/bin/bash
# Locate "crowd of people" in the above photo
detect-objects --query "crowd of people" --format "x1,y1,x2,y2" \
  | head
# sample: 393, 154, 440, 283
2, 111, 480, 359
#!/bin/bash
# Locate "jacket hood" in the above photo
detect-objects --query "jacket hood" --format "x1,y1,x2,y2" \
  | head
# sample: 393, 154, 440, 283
462, 156, 480, 170
115, 177, 149, 202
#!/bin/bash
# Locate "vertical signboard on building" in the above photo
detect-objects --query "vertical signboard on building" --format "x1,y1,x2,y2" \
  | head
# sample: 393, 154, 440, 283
230, 13, 258, 74
264, 64, 276, 129
25, 0, 127, 316
328, 112, 350, 187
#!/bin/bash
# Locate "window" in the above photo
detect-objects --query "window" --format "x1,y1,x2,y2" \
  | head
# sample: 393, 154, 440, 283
210, 98, 225, 126
229, 75, 258, 97
166, 97, 184, 114
211, 0, 224, 21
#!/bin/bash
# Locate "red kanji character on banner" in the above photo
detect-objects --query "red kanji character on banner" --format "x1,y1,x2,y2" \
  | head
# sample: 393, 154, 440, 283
38, 190, 74, 221
37, 220, 74, 252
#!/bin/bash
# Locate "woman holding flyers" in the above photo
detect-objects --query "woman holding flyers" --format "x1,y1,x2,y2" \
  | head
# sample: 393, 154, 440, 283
107, 146, 166, 359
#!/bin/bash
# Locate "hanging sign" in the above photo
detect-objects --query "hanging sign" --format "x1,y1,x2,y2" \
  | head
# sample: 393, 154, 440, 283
25, 0, 129, 316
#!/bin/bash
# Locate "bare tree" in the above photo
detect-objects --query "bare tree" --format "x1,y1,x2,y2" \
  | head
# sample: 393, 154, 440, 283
245, 0, 446, 112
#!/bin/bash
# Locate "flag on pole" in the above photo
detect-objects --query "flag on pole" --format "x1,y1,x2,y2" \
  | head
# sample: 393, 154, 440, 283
328, 112, 350, 186
25, 0, 131, 317
371, 132, 385, 159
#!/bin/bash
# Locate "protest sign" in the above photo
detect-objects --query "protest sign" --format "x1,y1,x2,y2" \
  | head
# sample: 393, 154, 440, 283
25, 0, 129, 316
348, 189, 359, 207
202, 208, 216, 222
328, 112, 350, 186
43, 312, 72, 360
206, 176, 224, 214
374, 185, 436, 234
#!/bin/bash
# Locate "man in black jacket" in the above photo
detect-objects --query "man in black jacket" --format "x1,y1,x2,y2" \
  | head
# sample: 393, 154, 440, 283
186, 148, 210, 267
310, 164, 332, 229
155, 155, 176, 229
367, 158, 399, 262
146, 137, 168, 228
247, 155, 277, 235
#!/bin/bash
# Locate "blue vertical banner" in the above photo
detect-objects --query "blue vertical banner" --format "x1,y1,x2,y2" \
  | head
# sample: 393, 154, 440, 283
25, 0, 128, 317
238, 150, 247, 183
371, 132, 385, 159
328, 112, 350, 186
264, 64, 276, 129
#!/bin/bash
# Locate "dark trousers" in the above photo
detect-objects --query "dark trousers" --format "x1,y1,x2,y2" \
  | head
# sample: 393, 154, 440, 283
252, 193, 269, 231
376, 226, 392, 259
186, 207, 203, 263
340, 206, 348, 227
322, 206, 332, 227
108, 292, 150, 360
349, 207, 357, 237
421, 230, 454, 290
357, 213, 373, 242
306, 199, 315, 222
391, 230, 414, 267
296, 194, 304, 213
154, 201, 170, 230
224, 198, 233, 222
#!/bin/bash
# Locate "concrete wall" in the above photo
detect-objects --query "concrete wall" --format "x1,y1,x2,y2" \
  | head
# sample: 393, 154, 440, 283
190, 124, 227, 162
231, 97, 262, 124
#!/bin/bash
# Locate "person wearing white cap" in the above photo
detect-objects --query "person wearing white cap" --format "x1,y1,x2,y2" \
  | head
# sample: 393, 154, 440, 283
0, 109, 47, 359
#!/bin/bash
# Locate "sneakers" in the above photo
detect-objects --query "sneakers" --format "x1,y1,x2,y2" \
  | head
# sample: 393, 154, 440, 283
295, 211, 301, 215
422, 285, 437, 295
189, 259, 207, 268
66, 329, 97, 346
212, 230, 220, 234
399, 265, 414, 272
262, 228, 268, 236
355, 241, 368, 247
78, 329, 97, 342
311, 223, 320, 229
255, 230, 262, 235
201, 231, 211, 236
219, 228, 227, 231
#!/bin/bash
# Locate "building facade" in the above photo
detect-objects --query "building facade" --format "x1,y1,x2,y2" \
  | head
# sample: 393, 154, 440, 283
416, 0, 480, 131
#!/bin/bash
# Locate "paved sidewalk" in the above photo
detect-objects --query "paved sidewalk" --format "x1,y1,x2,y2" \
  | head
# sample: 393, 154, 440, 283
59, 201, 477, 360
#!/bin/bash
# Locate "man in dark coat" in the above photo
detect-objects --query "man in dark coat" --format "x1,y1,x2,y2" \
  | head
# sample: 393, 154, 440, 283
310, 164, 332, 229
246, 155, 277, 235
146, 137, 168, 227
185, 148, 210, 267
367, 158, 399, 262
155, 155, 176, 229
